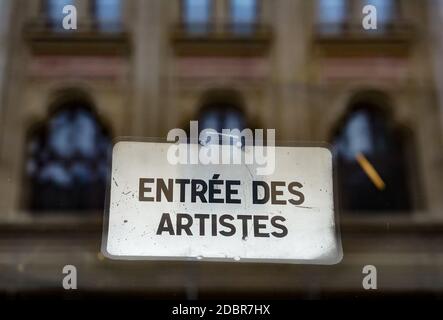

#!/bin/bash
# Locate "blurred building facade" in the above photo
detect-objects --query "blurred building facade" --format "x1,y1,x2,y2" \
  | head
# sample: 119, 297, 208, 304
1, 0, 443, 298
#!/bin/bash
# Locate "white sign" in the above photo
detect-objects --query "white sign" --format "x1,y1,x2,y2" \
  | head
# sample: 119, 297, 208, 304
102, 141, 342, 264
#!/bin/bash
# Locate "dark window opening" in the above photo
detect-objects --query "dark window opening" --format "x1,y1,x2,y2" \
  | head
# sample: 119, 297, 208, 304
333, 97, 412, 212
25, 99, 111, 212
196, 89, 247, 145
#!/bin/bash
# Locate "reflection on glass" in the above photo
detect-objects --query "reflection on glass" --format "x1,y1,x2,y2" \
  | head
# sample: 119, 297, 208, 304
230, 0, 258, 34
336, 110, 375, 160
334, 107, 412, 212
183, 0, 212, 34
26, 104, 111, 212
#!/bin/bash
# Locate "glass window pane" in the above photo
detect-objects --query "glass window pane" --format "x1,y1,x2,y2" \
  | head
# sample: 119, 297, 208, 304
47, 0, 74, 30
364, 0, 395, 26
95, 0, 122, 32
231, 0, 257, 34
183, 0, 212, 34
317, 0, 346, 24
317, 0, 346, 34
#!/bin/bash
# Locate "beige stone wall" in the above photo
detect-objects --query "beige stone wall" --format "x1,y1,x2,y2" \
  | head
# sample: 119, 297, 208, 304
0, 0, 440, 217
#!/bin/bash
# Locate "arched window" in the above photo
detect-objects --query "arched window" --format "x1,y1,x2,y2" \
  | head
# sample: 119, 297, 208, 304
333, 93, 412, 212
197, 89, 247, 145
46, 0, 74, 30
317, 0, 347, 34
25, 96, 111, 212
93, 0, 122, 32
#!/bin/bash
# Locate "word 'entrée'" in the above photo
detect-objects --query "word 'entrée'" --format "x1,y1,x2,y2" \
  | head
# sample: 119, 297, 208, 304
139, 176, 305, 205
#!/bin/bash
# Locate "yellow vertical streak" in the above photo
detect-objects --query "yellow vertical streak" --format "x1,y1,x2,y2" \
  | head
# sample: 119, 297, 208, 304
355, 152, 386, 190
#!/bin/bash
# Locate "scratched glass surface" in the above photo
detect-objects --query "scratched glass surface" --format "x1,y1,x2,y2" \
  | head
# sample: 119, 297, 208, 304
0, 0, 442, 300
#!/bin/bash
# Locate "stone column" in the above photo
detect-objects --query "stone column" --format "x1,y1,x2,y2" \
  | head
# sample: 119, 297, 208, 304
0, 0, 13, 141
0, 0, 28, 220
273, 0, 310, 140
75, 0, 92, 28
131, 0, 164, 137
429, 0, 443, 137
216, 0, 228, 33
